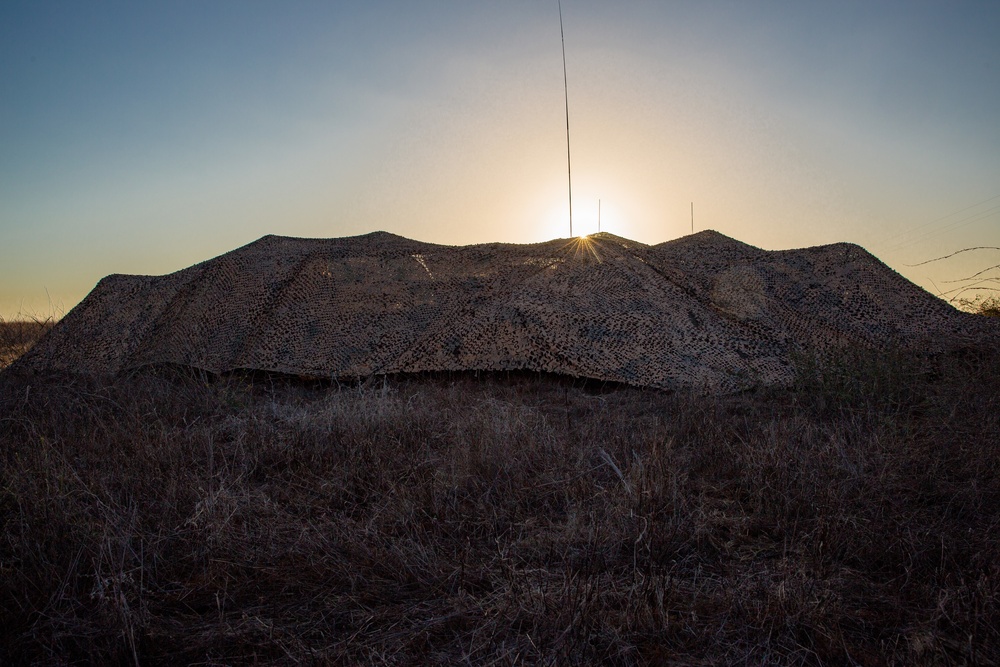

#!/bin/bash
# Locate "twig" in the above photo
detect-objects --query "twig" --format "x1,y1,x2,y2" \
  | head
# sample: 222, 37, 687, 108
905, 246, 1000, 267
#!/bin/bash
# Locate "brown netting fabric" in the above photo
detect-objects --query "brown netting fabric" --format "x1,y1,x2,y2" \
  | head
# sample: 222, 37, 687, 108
12, 231, 997, 392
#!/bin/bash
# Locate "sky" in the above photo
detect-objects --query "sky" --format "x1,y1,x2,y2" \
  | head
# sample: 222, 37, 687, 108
2, 0, 999, 319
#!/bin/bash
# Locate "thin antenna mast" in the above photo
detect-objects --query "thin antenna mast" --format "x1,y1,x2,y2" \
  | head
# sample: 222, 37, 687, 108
558, 0, 573, 237
691, 202, 694, 235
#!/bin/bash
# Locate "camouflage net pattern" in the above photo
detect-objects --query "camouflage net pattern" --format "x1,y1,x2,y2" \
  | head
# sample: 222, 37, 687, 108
13, 231, 997, 392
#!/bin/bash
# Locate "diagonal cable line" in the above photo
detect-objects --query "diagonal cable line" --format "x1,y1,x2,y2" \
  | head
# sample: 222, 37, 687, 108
877, 193, 1000, 256
885, 204, 1000, 254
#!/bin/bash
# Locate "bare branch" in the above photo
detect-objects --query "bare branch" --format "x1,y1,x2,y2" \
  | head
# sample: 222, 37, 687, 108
906, 246, 1000, 267
941, 263, 1000, 283
945, 285, 1000, 303
937, 277, 1000, 298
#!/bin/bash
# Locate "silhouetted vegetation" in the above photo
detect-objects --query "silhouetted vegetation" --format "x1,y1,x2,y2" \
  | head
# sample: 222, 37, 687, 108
0, 317, 55, 369
960, 295, 1000, 318
914, 246, 1000, 316
2, 340, 998, 665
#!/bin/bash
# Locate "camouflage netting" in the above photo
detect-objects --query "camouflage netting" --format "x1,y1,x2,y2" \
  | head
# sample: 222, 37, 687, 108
11, 231, 998, 392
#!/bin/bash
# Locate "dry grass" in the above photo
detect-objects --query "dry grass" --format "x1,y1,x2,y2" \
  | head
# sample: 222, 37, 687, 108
1, 343, 999, 665
0, 317, 55, 370
961, 295, 1000, 318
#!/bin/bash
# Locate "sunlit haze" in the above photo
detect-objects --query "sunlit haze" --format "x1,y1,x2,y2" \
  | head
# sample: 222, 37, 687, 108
2, 1, 999, 319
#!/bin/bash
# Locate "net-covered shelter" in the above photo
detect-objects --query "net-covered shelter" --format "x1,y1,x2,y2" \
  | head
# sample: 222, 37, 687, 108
12, 231, 995, 392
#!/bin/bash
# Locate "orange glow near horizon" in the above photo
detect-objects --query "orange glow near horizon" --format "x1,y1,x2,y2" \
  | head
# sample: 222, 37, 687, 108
539, 197, 631, 241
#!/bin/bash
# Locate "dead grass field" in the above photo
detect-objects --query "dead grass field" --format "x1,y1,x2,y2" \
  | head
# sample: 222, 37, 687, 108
0, 319, 54, 370
1, 330, 999, 664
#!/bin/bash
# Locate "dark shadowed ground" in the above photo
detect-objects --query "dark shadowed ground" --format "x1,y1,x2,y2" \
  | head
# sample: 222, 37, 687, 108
1, 331, 998, 664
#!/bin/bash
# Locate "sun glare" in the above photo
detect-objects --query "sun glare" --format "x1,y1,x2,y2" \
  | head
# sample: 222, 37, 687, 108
541, 200, 617, 240
554, 233, 604, 263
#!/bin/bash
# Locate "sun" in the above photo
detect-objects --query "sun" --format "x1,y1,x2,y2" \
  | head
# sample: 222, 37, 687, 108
541, 203, 602, 239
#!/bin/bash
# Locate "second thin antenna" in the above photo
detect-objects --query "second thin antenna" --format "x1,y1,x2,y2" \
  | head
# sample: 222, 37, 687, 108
559, 0, 573, 238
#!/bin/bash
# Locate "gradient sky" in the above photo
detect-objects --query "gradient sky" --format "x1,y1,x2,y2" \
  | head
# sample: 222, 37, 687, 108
3, 1, 999, 319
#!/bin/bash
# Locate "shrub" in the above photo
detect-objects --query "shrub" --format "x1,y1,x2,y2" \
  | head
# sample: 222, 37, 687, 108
972, 295, 1000, 318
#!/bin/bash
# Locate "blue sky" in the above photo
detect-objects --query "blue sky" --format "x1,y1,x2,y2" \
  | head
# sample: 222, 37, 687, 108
2, 1, 999, 318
